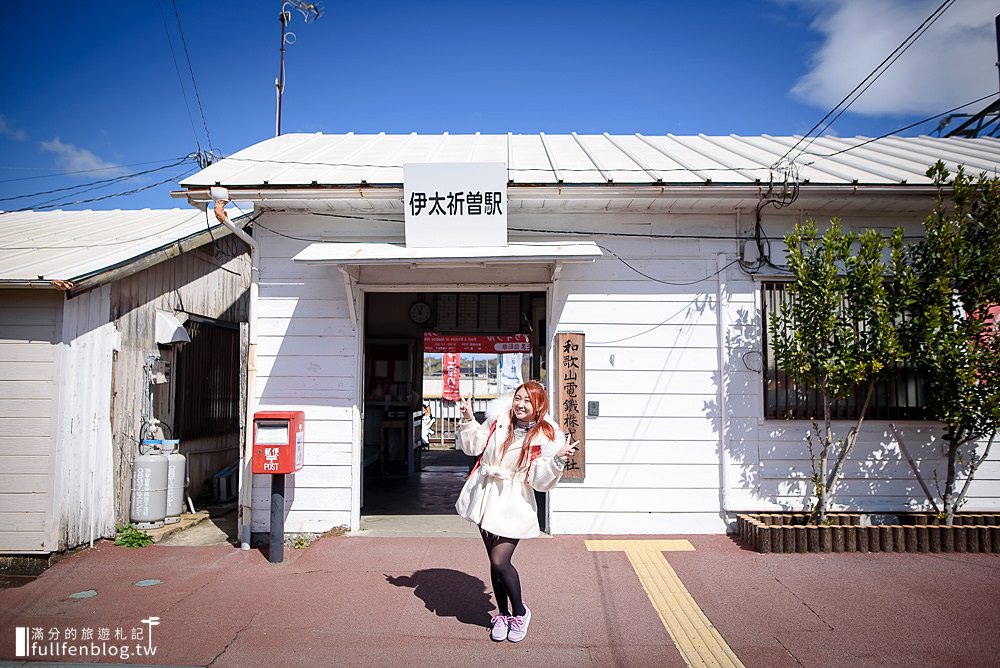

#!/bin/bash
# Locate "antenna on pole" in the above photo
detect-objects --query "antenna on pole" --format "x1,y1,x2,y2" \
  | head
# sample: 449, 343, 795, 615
941, 13, 1000, 138
276, 1, 323, 137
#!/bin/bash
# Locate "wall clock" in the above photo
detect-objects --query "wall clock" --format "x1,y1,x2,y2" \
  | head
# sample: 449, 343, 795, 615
409, 300, 432, 325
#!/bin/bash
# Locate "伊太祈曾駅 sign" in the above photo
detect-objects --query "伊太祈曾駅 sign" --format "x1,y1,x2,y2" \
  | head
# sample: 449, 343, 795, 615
404, 162, 507, 248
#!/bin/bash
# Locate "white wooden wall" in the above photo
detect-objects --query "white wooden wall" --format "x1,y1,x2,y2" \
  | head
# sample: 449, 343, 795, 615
52, 285, 116, 551
253, 208, 1000, 536
0, 290, 62, 552
549, 210, 999, 534
252, 215, 357, 533
551, 230, 732, 534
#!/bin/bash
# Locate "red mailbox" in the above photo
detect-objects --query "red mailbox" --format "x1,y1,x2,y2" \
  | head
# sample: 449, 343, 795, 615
252, 411, 305, 474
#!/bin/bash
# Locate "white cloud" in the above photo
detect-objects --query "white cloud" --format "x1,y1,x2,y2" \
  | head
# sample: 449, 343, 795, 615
0, 115, 27, 140
792, 0, 997, 117
39, 137, 127, 177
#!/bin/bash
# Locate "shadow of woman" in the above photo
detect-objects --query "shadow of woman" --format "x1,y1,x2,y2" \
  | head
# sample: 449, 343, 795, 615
386, 568, 494, 628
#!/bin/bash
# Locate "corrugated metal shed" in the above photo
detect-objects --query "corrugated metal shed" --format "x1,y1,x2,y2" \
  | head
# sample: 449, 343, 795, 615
180, 133, 1000, 188
0, 208, 240, 285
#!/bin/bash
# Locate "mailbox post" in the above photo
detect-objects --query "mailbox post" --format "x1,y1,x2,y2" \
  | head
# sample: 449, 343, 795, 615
252, 411, 305, 563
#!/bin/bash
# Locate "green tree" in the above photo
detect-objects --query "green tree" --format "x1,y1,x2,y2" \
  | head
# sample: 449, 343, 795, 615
770, 219, 902, 524
892, 162, 1000, 524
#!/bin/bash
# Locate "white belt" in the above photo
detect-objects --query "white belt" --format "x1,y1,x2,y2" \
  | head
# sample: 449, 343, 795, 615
480, 464, 526, 483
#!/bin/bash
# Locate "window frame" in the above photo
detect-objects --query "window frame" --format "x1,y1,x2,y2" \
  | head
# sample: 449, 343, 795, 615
760, 280, 931, 421
173, 318, 241, 439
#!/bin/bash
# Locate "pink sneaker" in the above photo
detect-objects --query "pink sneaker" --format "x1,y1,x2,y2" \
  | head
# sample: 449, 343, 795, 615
507, 606, 531, 642
490, 614, 509, 641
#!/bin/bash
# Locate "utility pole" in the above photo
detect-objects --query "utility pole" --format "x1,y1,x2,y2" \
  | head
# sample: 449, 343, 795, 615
943, 13, 1000, 138
276, 1, 323, 137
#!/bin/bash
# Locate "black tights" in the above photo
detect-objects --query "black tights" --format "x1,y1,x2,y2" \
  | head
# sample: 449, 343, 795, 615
480, 528, 525, 617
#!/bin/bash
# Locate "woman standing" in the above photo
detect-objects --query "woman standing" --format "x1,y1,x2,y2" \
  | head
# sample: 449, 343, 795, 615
455, 381, 577, 643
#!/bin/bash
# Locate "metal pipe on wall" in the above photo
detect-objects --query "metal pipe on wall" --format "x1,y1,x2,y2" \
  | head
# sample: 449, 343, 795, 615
715, 253, 732, 524
212, 196, 258, 551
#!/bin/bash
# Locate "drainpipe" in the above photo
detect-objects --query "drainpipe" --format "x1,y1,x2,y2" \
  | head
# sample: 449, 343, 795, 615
715, 253, 731, 526
212, 192, 258, 551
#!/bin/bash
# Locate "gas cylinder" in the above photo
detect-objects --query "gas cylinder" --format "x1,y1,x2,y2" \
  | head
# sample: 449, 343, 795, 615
130, 440, 168, 529
162, 440, 186, 524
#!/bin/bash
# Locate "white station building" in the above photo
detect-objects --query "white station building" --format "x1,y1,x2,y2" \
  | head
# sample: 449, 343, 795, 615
174, 132, 1000, 541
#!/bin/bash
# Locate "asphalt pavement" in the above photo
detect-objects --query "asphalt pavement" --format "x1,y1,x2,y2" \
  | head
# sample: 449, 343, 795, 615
1, 532, 998, 667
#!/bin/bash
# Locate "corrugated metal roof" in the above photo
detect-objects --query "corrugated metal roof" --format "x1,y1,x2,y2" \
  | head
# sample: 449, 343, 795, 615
181, 133, 1000, 189
0, 208, 234, 283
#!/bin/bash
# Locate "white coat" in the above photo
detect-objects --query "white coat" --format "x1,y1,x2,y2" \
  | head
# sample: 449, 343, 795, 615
454, 414, 565, 539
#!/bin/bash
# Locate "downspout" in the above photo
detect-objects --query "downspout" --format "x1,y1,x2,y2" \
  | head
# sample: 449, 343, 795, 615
213, 195, 258, 551
715, 253, 731, 526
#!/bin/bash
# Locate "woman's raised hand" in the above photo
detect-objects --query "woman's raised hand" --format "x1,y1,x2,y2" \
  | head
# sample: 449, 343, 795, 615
458, 394, 475, 422
557, 434, 579, 459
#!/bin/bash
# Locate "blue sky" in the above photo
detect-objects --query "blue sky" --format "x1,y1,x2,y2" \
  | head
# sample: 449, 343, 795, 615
0, 0, 996, 211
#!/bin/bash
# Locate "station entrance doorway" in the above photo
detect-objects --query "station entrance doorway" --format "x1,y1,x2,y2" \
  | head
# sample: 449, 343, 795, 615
360, 290, 548, 535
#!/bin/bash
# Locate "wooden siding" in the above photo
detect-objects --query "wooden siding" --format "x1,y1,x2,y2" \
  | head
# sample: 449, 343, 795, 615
552, 235, 731, 534
110, 234, 250, 527
51, 285, 116, 551
253, 218, 355, 533
251, 209, 1000, 535
0, 290, 61, 552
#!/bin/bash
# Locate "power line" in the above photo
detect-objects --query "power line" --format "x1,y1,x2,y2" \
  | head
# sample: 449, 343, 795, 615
801, 92, 1000, 161
170, 0, 214, 150
0, 157, 189, 183
596, 244, 741, 286
588, 297, 705, 345
510, 226, 744, 240
0, 158, 191, 203
1, 168, 197, 214
778, 0, 955, 166
254, 215, 747, 286
792, 0, 956, 161
157, 0, 201, 153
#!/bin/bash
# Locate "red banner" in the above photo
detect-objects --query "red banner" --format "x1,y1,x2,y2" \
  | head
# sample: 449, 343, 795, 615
424, 333, 530, 354
442, 352, 462, 401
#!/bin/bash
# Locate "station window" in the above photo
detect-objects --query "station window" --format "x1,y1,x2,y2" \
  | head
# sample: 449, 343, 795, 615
760, 281, 931, 421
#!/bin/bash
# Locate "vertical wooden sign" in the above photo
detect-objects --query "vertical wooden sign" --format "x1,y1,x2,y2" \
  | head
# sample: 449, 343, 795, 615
554, 332, 585, 479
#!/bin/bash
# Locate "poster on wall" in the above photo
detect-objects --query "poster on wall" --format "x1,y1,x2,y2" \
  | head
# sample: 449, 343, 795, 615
424, 332, 530, 354
442, 352, 462, 401
554, 332, 585, 480
498, 352, 524, 392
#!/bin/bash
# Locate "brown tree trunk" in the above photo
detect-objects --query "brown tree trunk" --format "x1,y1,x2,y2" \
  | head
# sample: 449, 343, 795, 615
942, 439, 960, 525
827, 381, 875, 500
816, 393, 832, 525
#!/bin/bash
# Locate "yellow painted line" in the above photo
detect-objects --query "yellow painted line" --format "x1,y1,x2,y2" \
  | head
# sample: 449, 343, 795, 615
586, 539, 743, 668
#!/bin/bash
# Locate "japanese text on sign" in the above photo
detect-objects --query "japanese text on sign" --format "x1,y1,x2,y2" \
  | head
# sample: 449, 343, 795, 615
263, 447, 279, 472
423, 332, 530, 354
408, 191, 503, 217
555, 332, 585, 479
403, 162, 507, 248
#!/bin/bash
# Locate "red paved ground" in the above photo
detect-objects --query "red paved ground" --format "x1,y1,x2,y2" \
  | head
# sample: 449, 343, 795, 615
0, 534, 997, 667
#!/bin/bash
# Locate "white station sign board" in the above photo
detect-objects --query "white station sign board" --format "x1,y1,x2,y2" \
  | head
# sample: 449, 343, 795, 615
404, 162, 507, 248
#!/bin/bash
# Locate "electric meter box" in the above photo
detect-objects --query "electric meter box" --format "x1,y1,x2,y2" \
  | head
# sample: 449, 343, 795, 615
252, 411, 305, 474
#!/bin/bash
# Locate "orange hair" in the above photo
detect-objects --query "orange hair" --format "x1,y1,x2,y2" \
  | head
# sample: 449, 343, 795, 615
499, 380, 556, 470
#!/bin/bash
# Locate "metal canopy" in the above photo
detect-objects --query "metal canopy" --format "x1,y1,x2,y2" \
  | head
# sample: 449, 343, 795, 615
292, 241, 602, 265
